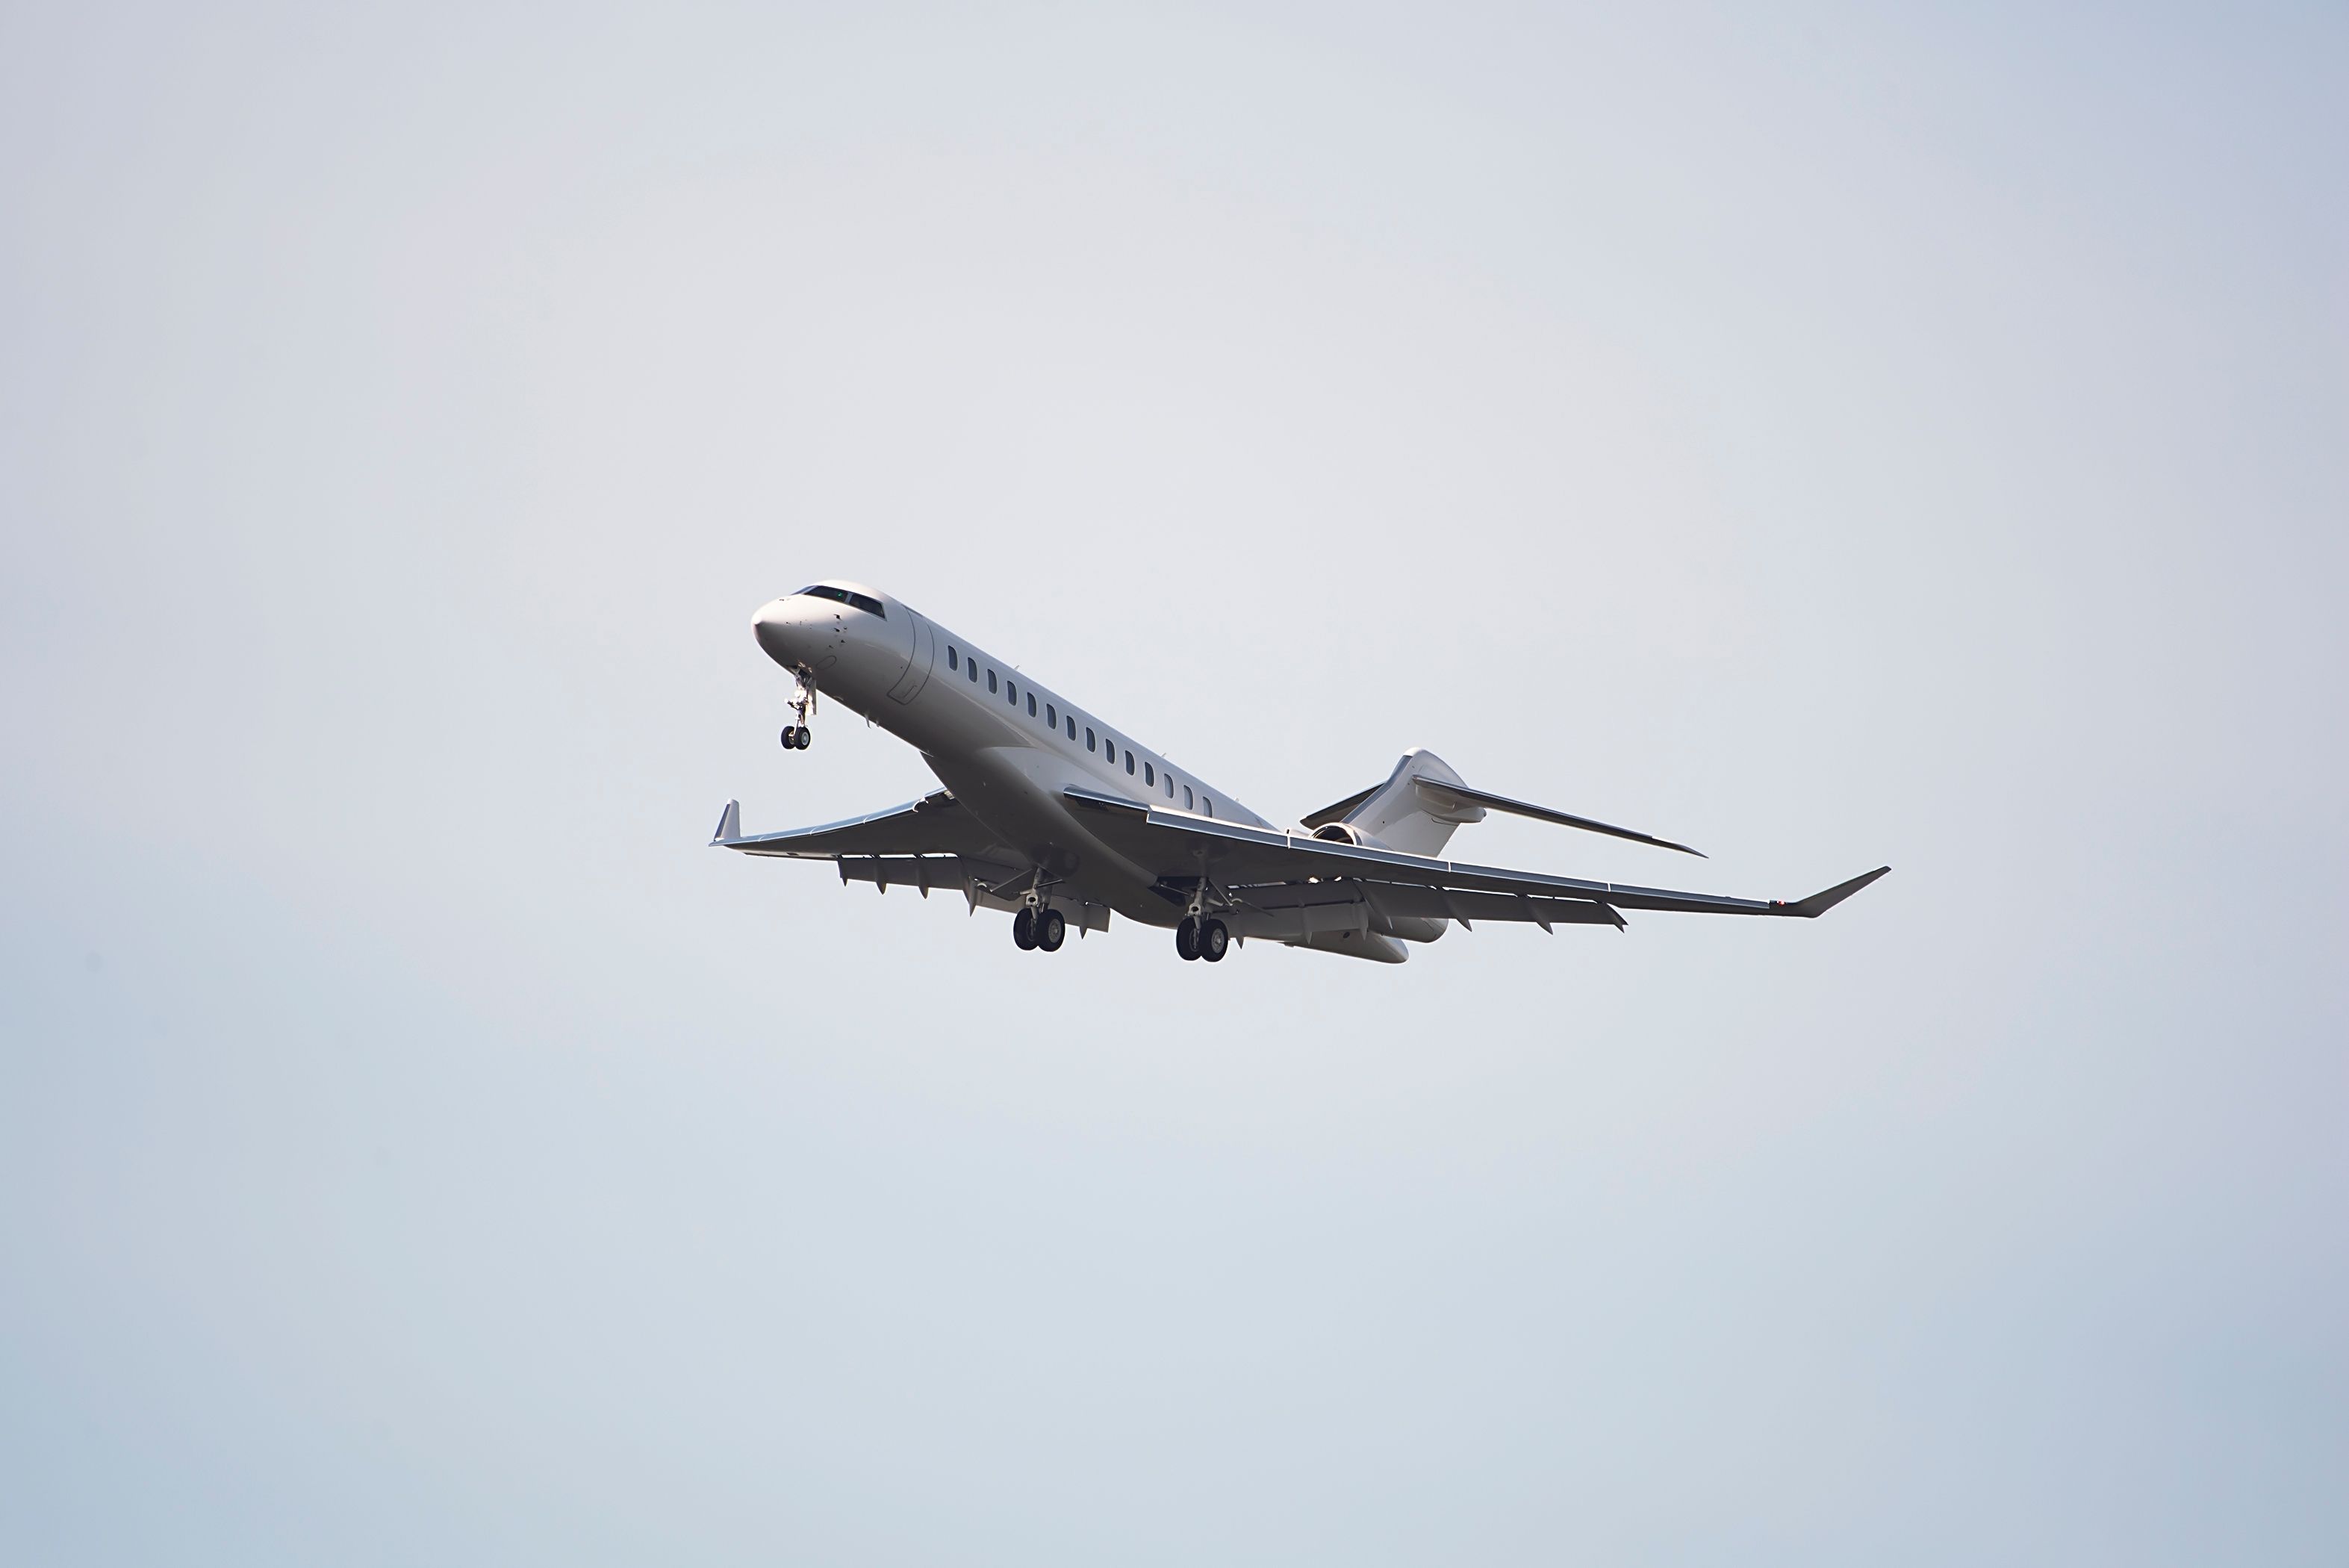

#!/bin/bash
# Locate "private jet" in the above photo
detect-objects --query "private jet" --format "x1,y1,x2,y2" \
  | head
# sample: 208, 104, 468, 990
712, 581, 1888, 964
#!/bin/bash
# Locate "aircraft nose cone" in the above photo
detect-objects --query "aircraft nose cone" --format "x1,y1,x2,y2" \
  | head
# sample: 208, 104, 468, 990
753, 599, 800, 663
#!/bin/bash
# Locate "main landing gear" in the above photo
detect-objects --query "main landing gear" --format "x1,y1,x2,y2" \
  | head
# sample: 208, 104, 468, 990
779, 663, 818, 752
1012, 906, 1066, 953
1009, 871, 1068, 953
1175, 915, 1229, 963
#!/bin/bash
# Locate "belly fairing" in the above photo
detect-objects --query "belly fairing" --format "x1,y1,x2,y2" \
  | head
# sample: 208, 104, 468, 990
919, 745, 1167, 920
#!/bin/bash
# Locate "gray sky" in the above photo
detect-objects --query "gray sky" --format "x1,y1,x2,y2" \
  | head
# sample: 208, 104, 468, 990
3, 3, 2343, 1562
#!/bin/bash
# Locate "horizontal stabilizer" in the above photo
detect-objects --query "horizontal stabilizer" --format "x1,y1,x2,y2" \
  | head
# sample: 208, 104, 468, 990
712, 799, 741, 844
1775, 865, 1891, 918
1301, 783, 1379, 830
1414, 780, 1706, 858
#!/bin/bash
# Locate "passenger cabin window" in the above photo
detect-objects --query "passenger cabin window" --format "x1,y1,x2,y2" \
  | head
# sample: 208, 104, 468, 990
1204, 797, 1213, 818
1166, 775, 1174, 798
1144, 762, 1154, 786
1065, 715, 1076, 739
794, 585, 885, 617
1045, 703, 1056, 728
1183, 786, 1194, 809
1125, 752, 1136, 776
947, 647, 958, 671
1086, 728, 1097, 753
987, 671, 998, 694
1027, 694, 1037, 717
967, 659, 978, 683
1007, 680, 1018, 706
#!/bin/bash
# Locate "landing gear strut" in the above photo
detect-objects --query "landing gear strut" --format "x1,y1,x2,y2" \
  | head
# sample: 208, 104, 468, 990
779, 664, 818, 751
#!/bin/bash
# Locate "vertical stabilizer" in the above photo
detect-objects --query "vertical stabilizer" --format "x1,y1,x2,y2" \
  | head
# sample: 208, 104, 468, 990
1314, 750, 1485, 856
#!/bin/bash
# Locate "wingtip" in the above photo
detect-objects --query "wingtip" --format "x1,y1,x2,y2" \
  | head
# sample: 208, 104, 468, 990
1781, 864, 1891, 918
711, 799, 741, 845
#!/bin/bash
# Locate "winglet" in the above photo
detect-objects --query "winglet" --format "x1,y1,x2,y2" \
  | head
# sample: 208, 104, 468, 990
1774, 865, 1891, 918
712, 799, 741, 845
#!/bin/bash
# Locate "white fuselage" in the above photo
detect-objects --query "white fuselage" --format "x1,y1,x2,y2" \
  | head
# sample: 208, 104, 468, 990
752, 582, 1272, 927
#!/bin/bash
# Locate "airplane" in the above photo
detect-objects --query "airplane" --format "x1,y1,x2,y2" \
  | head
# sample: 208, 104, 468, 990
712, 580, 1889, 965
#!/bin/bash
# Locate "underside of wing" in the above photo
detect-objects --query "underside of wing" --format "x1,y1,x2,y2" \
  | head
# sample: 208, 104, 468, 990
711, 791, 1115, 930
713, 790, 1018, 862
1063, 786, 1888, 925
1235, 877, 1628, 933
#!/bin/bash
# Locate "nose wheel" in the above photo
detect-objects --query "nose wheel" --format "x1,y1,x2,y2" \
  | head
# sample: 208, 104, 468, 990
1176, 915, 1229, 962
779, 664, 818, 752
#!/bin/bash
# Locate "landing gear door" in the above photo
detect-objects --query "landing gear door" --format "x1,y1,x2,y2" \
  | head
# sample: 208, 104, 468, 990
886, 612, 936, 705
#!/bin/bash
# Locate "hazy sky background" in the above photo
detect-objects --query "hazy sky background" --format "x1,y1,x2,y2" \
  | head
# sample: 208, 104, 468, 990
4, 3, 2344, 1562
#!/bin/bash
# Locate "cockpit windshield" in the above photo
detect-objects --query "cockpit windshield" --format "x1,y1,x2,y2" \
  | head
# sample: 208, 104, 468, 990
794, 585, 886, 618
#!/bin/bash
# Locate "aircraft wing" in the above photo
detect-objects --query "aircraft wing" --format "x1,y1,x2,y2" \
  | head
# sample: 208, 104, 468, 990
711, 790, 1050, 909
712, 791, 1018, 863
1063, 787, 1887, 927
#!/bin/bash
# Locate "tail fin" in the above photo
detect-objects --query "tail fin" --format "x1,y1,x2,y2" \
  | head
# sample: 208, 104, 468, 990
1301, 750, 1479, 856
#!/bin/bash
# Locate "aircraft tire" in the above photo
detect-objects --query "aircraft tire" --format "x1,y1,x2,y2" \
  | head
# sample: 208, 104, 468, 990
1037, 909, 1065, 951
1199, 918, 1229, 962
1012, 907, 1038, 951
1175, 916, 1200, 961
780, 727, 797, 749
795, 727, 812, 749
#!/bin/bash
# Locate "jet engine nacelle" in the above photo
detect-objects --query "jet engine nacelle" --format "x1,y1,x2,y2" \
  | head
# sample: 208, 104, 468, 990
1304, 821, 1446, 943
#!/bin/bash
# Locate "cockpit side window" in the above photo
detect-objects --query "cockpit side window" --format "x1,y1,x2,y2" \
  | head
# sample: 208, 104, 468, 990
794, 585, 886, 617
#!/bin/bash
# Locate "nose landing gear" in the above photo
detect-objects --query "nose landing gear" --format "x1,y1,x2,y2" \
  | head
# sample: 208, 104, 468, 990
779, 664, 818, 752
